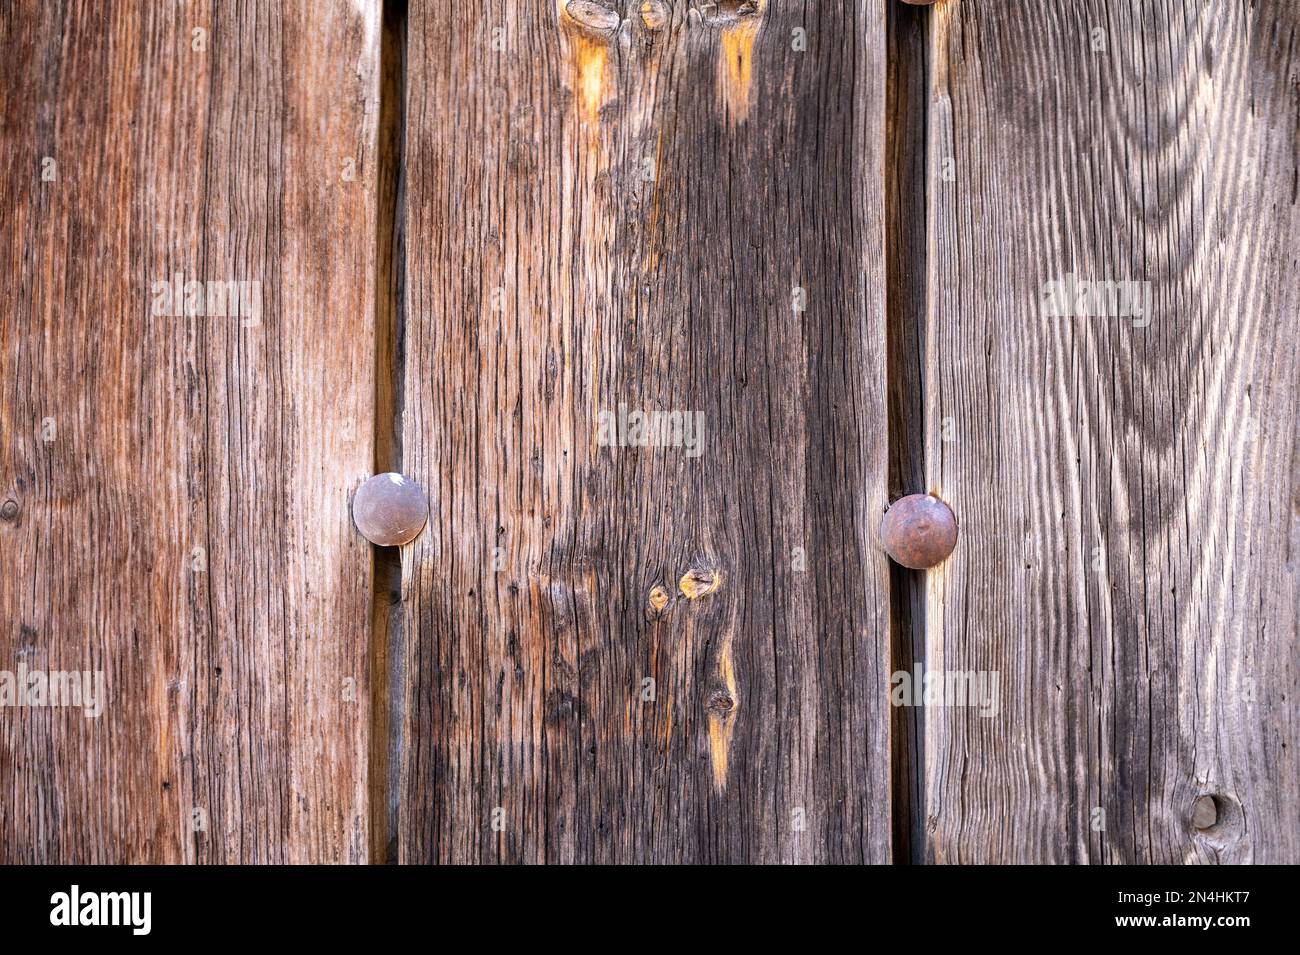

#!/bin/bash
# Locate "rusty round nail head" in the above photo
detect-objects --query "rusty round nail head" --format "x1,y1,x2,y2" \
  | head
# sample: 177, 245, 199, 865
881, 493, 957, 569
353, 473, 428, 546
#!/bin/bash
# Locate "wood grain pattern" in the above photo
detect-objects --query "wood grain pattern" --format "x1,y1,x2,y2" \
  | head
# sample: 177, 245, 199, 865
922, 0, 1299, 863
0, 0, 380, 862
4, 0, 1293, 868
395, 0, 893, 863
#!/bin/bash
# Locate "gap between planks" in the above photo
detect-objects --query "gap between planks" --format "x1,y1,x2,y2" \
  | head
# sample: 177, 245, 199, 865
885, 0, 932, 866
369, 0, 409, 866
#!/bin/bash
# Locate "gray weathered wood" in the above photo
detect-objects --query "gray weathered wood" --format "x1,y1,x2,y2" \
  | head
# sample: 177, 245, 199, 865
922, 0, 1299, 863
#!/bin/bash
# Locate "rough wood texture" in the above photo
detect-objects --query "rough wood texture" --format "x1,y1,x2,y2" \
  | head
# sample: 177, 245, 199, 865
923, 0, 1299, 862
0, 0, 379, 862
7, 0, 1293, 869
396, 0, 893, 863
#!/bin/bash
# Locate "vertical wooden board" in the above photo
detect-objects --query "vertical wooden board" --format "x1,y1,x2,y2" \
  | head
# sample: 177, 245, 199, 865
924, 0, 1298, 862
399, 0, 892, 863
0, 0, 379, 862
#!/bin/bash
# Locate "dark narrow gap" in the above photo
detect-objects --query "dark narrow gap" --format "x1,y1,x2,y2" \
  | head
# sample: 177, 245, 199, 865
369, 0, 408, 865
885, 0, 930, 866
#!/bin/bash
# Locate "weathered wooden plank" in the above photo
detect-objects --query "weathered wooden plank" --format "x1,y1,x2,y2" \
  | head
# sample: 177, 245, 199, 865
0, 0, 380, 862
923, 0, 1299, 862
397, 0, 892, 863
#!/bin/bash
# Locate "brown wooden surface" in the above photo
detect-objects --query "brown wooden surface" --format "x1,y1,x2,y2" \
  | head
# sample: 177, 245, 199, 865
3, 0, 1296, 867
392, 0, 893, 863
922, 0, 1299, 863
0, 0, 379, 862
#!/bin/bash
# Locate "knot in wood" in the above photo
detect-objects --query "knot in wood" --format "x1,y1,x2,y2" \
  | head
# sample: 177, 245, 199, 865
679, 568, 722, 599
647, 585, 671, 616
565, 0, 621, 35
707, 691, 735, 714
639, 0, 669, 31
698, 0, 760, 27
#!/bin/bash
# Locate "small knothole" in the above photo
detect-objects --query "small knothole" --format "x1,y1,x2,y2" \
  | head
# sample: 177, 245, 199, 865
1191, 794, 1217, 830
1190, 791, 1245, 842
646, 584, 670, 619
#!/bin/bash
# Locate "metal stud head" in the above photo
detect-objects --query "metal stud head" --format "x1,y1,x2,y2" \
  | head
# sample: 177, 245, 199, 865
881, 493, 957, 569
352, 473, 429, 546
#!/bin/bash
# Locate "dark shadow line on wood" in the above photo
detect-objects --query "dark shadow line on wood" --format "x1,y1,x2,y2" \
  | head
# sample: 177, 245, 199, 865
885, 0, 930, 867
370, 0, 409, 866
